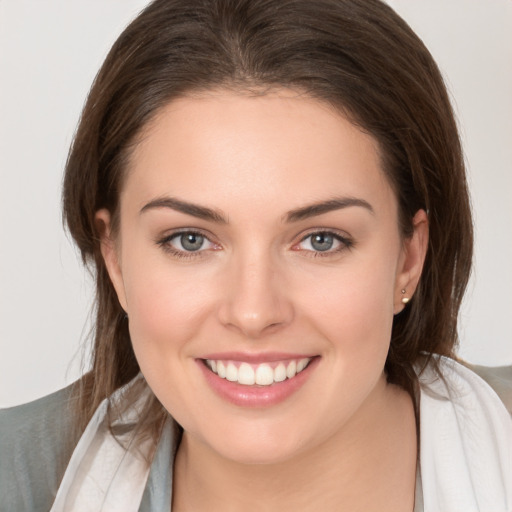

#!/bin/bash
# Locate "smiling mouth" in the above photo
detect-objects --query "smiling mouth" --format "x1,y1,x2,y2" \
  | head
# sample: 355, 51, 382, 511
203, 358, 312, 386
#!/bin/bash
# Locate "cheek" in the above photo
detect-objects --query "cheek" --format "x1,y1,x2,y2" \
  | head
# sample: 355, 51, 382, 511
295, 253, 397, 356
126, 272, 209, 347
119, 240, 217, 368
122, 263, 216, 421
292, 255, 398, 418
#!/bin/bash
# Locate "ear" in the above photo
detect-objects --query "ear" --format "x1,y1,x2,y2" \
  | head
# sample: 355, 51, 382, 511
394, 209, 429, 314
95, 209, 128, 312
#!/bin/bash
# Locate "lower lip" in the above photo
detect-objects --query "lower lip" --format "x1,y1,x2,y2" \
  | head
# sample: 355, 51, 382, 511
197, 357, 319, 408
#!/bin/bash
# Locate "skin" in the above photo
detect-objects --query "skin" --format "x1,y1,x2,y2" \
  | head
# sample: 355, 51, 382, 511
97, 89, 428, 511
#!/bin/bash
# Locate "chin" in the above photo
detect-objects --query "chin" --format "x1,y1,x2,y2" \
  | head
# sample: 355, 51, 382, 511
215, 439, 306, 466
192, 416, 318, 466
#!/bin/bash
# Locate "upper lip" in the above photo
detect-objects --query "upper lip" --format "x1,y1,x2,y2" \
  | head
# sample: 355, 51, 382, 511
200, 352, 316, 364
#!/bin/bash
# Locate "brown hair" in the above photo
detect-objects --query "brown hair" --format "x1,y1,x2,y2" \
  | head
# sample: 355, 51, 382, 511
63, 0, 473, 441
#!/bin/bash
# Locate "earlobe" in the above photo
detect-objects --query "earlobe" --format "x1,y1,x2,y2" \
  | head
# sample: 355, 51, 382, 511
95, 209, 128, 312
394, 209, 429, 314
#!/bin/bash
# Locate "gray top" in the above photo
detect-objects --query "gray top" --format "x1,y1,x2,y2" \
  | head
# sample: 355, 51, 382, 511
0, 384, 178, 512
0, 384, 76, 511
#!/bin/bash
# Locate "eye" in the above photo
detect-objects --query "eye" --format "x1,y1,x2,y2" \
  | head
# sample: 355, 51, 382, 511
172, 232, 209, 252
295, 231, 352, 255
157, 230, 218, 257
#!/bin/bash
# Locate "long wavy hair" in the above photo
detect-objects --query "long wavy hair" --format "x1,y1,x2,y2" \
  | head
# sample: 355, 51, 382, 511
63, 0, 473, 444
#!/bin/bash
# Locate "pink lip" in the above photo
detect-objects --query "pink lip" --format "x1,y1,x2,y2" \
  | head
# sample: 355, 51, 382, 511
196, 356, 320, 408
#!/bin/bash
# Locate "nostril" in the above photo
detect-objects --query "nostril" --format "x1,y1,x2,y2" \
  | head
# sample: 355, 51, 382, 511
265, 322, 283, 333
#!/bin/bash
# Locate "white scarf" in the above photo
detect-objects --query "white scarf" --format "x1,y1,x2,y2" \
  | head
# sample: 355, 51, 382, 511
50, 358, 512, 512
417, 358, 512, 511
50, 377, 155, 512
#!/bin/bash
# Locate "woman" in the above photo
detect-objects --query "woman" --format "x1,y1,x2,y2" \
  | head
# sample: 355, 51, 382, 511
1, 0, 511, 510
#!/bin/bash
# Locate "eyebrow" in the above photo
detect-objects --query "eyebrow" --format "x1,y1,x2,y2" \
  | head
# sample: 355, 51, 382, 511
140, 195, 374, 224
140, 197, 228, 223
285, 197, 374, 222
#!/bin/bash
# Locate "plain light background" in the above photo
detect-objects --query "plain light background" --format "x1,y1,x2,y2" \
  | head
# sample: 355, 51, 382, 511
1, 0, 511, 407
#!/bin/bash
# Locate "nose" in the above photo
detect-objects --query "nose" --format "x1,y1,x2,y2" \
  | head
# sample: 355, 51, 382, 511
217, 250, 294, 339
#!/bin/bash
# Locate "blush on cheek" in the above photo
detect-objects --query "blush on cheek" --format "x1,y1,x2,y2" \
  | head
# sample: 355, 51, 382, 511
126, 270, 214, 360
308, 272, 394, 357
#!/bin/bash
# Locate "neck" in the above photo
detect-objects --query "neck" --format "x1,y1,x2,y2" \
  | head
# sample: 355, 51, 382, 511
172, 379, 417, 512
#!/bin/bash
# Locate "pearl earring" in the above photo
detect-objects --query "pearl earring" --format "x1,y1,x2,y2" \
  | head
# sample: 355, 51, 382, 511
401, 289, 410, 304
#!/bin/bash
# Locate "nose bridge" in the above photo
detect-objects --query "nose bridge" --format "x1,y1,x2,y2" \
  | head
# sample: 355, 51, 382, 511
219, 244, 293, 338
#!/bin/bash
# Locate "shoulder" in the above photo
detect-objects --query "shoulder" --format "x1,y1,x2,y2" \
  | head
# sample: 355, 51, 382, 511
466, 363, 512, 415
418, 356, 511, 407
418, 356, 512, 424
0, 383, 78, 512
416, 356, 512, 510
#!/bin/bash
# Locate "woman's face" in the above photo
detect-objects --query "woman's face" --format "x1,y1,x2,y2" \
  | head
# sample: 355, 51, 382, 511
99, 89, 427, 464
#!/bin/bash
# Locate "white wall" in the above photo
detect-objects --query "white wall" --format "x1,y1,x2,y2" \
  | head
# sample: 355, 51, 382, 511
1, 0, 511, 407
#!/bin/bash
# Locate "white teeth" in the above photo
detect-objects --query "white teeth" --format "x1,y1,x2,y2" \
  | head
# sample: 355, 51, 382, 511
274, 363, 287, 382
238, 363, 255, 385
226, 363, 238, 382
217, 361, 226, 378
205, 357, 312, 386
286, 360, 297, 379
297, 358, 309, 372
255, 364, 274, 385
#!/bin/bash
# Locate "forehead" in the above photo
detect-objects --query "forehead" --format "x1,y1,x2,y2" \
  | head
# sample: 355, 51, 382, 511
123, 89, 396, 218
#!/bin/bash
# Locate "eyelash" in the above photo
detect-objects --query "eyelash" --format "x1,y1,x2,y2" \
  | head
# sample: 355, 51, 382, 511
156, 229, 354, 260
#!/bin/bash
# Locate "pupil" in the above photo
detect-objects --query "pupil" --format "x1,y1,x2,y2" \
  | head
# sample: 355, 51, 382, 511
311, 233, 333, 251
181, 233, 203, 251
